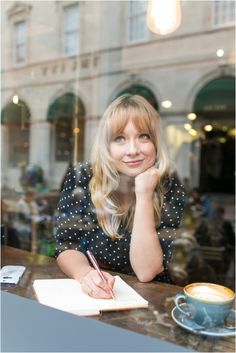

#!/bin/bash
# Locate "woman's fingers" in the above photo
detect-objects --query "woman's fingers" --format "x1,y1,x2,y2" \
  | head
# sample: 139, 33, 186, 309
135, 167, 161, 194
81, 269, 115, 299
102, 271, 115, 288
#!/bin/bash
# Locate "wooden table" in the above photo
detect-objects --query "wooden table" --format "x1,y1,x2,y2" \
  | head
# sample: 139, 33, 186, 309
1, 245, 235, 352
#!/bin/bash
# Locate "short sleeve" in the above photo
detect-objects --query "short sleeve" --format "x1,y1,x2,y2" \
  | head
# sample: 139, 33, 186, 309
54, 162, 93, 257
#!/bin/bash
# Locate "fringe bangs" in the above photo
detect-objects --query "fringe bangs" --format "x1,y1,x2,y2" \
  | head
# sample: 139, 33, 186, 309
107, 101, 157, 145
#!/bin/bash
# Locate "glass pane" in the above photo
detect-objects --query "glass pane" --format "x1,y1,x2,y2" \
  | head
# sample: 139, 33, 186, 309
55, 118, 73, 161
15, 21, 26, 43
1, 2, 235, 323
64, 32, 78, 55
64, 4, 79, 31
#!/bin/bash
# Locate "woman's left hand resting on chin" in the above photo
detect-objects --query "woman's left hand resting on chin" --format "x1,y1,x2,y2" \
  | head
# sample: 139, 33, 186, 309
134, 166, 161, 197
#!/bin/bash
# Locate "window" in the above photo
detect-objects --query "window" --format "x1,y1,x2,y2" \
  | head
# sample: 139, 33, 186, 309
2, 100, 30, 167
54, 118, 73, 162
63, 3, 79, 55
213, 0, 235, 27
128, 0, 148, 43
14, 20, 27, 64
9, 126, 30, 167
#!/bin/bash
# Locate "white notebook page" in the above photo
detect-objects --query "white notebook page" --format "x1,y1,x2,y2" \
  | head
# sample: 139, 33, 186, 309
33, 275, 148, 316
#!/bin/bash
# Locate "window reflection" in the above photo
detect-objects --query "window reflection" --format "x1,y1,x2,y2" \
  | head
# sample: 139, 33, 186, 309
63, 3, 80, 56
1, 0, 235, 291
14, 20, 27, 64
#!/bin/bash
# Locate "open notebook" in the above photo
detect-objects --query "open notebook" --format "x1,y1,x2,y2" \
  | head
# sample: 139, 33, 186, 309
33, 276, 148, 316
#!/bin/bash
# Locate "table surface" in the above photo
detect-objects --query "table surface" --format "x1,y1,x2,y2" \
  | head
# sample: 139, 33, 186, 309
1, 245, 235, 352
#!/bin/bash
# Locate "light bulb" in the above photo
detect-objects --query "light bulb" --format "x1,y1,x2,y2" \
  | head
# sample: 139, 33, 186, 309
216, 49, 224, 57
189, 128, 197, 136
184, 123, 192, 131
161, 100, 172, 108
147, 0, 181, 35
204, 124, 213, 132
13, 95, 19, 104
187, 113, 197, 121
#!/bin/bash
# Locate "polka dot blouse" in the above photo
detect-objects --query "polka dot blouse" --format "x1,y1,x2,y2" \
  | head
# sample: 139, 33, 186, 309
55, 161, 185, 283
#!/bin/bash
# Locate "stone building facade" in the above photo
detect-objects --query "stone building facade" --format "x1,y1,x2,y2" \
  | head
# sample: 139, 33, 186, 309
1, 0, 235, 193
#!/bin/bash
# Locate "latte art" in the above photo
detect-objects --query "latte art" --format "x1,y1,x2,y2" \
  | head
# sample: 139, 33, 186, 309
188, 285, 232, 301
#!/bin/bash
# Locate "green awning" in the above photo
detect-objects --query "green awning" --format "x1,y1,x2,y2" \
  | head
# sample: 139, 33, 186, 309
114, 85, 159, 111
194, 77, 235, 114
1, 100, 31, 125
47, 93, 85, 121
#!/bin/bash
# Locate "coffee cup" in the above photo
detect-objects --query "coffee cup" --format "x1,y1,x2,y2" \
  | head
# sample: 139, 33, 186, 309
174, 282, 235, 328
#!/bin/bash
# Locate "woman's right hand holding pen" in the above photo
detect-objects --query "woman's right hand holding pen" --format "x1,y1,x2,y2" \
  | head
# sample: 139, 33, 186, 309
80, 269, 115, 299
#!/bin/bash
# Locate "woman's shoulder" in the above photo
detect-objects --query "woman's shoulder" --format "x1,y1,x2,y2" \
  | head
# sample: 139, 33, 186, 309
162, 172, 185, 195
62, 161, 93, 190
71, 161, 93, 178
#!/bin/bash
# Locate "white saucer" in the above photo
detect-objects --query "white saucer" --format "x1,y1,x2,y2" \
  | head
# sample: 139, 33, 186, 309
171, 303, 236, 337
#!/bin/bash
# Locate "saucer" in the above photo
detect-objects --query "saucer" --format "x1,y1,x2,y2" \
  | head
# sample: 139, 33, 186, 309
171, 303, 236, 337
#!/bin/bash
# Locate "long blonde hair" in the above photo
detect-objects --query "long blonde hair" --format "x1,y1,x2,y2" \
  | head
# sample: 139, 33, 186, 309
89, 94, 171, 239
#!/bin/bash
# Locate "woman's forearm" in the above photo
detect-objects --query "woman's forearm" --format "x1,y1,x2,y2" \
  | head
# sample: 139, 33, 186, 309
130, 195, 164, 282
57, 250, 92, 282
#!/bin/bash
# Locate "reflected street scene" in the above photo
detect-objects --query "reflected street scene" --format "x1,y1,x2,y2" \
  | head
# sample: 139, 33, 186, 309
1, 0, 235, 293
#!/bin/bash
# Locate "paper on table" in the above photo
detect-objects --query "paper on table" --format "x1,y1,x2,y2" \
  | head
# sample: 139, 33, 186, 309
33, 275, 148, 316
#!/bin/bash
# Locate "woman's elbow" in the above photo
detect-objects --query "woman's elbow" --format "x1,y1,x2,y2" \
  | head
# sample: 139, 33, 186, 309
136, 265, 164, 283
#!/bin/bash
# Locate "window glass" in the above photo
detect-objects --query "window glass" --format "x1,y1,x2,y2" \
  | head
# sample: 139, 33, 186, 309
1, 1, 235, 302
54, 118, 73, 162
63, 3, 79, 55
128, 0, 148, 42
8, 125, 30, 167
14, 20, 27, 63
213, 0, 235, 26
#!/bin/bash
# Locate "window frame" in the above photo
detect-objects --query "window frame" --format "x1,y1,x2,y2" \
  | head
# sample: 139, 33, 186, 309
213, 0, 235, 28
7, 3, 31, 67
127, 0, 149, 44
14, 20, 27, 65
62, 2, 80, 57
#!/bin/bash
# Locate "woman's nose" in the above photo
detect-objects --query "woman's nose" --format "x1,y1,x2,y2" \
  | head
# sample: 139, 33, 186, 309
126, 140, 140, 155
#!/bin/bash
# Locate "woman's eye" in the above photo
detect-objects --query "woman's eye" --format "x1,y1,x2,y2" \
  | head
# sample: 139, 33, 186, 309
139, 133, 151, 140
114, 135, 125, 143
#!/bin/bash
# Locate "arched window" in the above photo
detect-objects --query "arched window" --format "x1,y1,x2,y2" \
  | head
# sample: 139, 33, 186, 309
193, 76, 235, 193
47, 93, 85, 163
194, 76, 235, 118
1, 99, 30, 167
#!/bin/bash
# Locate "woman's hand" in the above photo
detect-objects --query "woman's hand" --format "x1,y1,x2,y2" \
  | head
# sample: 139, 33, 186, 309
135, 167, 161, 197
80, 269, 115, 299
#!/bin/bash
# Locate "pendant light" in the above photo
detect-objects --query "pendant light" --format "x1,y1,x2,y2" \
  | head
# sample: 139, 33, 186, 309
147, 0, 181, 35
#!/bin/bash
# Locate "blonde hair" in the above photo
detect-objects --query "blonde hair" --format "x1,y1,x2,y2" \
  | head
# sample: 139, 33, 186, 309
89, 94, 171, 239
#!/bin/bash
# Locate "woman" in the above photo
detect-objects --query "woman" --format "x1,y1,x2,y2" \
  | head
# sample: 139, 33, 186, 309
55, 95, 185, 298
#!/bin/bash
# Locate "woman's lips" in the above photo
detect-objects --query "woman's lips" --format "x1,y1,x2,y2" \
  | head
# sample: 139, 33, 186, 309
124, 160, 143, 167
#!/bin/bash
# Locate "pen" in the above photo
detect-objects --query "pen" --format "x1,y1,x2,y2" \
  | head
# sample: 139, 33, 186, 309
86, 250, 115, 299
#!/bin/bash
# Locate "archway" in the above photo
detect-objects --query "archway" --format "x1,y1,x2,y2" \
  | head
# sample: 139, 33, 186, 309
114, 85, 159, 111
47, 93, 85, 164
193, 76, 235, 193
1, 99, 30, 167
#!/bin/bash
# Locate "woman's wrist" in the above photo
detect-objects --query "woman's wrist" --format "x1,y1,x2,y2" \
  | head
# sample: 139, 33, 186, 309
135, 193, 153, 203
74, 266, 93, 282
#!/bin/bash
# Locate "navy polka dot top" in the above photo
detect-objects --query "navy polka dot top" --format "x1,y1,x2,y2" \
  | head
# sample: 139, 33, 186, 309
55, 161, 185, 283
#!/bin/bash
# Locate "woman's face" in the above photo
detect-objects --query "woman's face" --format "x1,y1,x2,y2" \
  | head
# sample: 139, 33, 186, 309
109, 120, 156, 177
